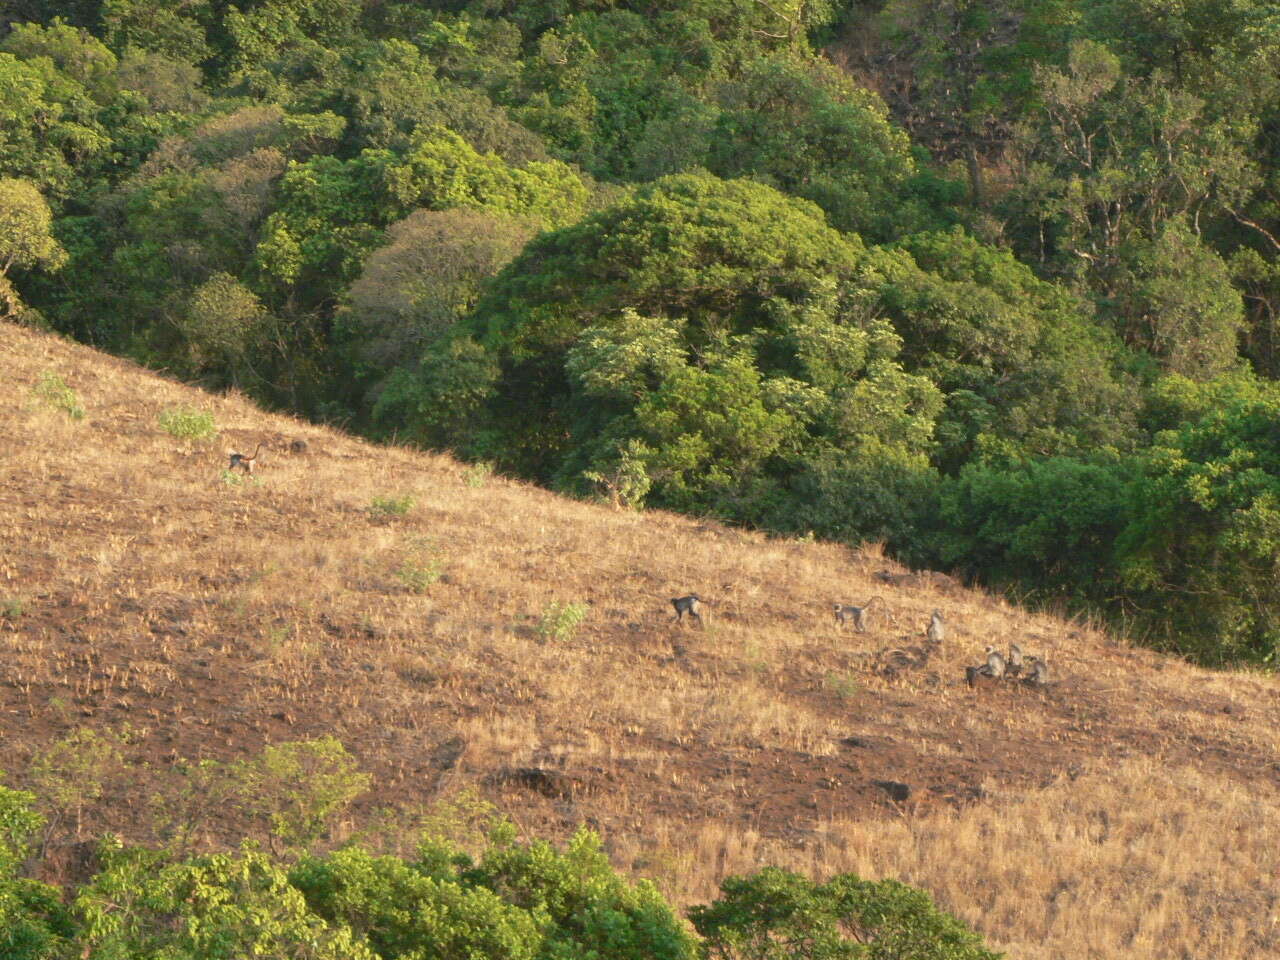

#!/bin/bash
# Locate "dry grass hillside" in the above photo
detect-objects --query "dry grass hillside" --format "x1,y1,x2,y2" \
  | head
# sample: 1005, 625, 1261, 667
3, 321, 1279, 958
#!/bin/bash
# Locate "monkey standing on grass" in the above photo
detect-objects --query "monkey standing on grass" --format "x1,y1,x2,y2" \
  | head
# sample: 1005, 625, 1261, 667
671, 594, 705, 625
228, 442, 262, 474
926, 610, 945, 644
833, 596, 888, 633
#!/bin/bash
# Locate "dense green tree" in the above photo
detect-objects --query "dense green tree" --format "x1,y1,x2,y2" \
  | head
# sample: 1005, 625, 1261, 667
1005, 39, 1255, 289
343, 207, 536, 403
706, 55, 933, 238
101, 0, 212, 63
113, 48, 209, 112
933, 454, 1133, 596
329, 38, 545, 161
469, 827, 699, 960
862, 227, 1136, 466
174, 271, 275, 388
253, 127, 585, 308
0, 177, 67, 318
412, 173, 942, 541
1111, 217, 1245, 380
0, 19, 119, 102
223, 0, 362, 99
453, 172, 868, 473
291, 847, 545, 960
0, 49, 110, 195
1118, 392, 1280, 663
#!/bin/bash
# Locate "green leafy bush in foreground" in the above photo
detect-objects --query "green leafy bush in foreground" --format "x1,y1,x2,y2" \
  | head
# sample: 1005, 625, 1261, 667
0, 779, 999, 960
691, 866, 1001, 960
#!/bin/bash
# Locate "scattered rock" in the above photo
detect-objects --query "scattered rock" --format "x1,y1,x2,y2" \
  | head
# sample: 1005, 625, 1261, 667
873, 780, 911, 802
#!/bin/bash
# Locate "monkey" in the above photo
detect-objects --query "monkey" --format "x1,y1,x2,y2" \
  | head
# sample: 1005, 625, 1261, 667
289, 438, 309, 454
1006, 642, 1024, 678
671, 594, 704, 625
228, 442, 262, 474
982, 644, 1006, 679
833, 596, 888, 633
926, 610, 945, 644
1024, 656, 1049, 686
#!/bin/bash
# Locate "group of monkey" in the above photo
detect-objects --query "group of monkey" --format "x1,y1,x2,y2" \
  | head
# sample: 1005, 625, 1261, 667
673, 593, 1051, 689
836, 599, 1049, 687
229, 444, 1051, 691
967, 641, 1050, 688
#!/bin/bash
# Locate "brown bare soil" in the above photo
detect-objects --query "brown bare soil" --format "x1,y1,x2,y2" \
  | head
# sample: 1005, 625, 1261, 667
3, 321, 1279, 958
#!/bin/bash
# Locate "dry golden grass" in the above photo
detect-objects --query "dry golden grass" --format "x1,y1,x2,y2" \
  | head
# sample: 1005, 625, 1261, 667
3, 321, 1279, 957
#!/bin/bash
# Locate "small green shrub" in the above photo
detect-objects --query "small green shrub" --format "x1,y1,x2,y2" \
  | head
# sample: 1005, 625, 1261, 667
31, 370, 85, 420
0, 598, 24, 620
535, 601, 589, 643
234, 737, 371, 854
0, 783, 43, 870
148, 757, 241, 858
823, 672, 860, 700
464, 461, 495, 488
582, 439, 652, 509
368, 493, 416, 518
29, 728, 125, 838
396, 538, 444, 593
158, 406, 218, 441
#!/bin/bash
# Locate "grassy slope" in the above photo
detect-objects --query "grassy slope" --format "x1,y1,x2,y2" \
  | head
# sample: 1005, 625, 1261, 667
3, 321, 1279, 958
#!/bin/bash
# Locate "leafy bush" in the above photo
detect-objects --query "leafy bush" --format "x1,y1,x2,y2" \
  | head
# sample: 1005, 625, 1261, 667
234, 738, 371, 854
74, 842, 377, 960
823, 672, 860, 700
158, 406, 218, 442
368, 494, 416, 518
690, 866, 1001, 960
29, 728, 125, 839
469, 826, 700, 960
0, 782, 43, 871
395, 538, 445, 593
291, 847, 545, 960
31, 370, 85, 420
293, 822, 699, 960
0, 784, 71, 960
536, 601, 589, 643
464, 461, 495, 488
